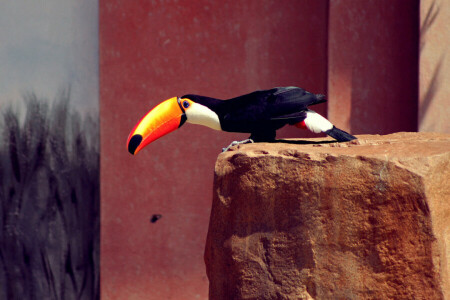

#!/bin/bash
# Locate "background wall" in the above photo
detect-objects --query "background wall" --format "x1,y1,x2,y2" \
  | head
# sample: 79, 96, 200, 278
100, 0, 448, 299
0, 1, 98, 113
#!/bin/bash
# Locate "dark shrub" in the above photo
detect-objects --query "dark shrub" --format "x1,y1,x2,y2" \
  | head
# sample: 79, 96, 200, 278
0, 90, 99, 300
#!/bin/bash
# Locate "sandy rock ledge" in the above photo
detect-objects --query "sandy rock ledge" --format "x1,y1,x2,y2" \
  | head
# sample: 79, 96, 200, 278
205, 132, 450, 300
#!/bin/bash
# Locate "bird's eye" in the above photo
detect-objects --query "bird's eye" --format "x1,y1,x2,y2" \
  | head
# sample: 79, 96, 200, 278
183, 101, 190, 108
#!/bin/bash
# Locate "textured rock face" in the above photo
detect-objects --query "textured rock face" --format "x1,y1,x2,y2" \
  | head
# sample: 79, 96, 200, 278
205, 132, 450, 300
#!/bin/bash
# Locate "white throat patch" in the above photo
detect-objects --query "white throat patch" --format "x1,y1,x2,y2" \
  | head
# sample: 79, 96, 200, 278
185, 103, 222, 131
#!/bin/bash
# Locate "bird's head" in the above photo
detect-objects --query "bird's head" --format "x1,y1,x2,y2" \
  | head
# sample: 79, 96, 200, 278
127, 97, 192, 155
127, 96, 220, 155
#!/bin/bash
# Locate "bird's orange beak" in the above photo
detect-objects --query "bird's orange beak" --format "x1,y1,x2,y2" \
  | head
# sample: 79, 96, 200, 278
127, 97, 186, 155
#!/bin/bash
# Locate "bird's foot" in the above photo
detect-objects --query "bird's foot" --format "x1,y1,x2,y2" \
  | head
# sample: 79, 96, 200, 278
222, 139, 254, 152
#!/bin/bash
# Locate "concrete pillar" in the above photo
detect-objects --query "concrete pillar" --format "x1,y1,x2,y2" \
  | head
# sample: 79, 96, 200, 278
419, 0, 450, 133
328, 0, 419, 135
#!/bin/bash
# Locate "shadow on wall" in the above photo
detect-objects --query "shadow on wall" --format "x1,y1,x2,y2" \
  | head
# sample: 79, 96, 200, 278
0, 89, 99, 299
419, 0, 444, 128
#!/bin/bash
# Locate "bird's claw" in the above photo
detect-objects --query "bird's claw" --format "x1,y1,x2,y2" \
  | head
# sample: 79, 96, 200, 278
222, 139, 254, 152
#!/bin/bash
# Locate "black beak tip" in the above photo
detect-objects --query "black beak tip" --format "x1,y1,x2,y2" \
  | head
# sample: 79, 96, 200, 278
128, 134, 143, 155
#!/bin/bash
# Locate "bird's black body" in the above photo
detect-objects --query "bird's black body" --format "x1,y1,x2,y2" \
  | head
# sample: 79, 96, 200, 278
183, 86, 327, 142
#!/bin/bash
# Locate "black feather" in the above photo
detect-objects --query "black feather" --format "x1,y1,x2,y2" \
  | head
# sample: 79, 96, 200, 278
325, 126, 357, 142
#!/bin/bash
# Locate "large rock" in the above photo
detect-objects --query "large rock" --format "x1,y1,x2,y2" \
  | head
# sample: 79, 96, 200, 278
205, 132, 450, 300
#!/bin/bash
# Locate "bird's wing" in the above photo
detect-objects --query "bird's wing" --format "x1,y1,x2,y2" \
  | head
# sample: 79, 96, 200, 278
219, 87, 325, 132
267, 87, 326, 120
270, 111, 307, 121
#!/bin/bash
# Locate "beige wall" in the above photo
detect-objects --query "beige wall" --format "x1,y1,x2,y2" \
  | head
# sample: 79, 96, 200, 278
420, 0, 450, 133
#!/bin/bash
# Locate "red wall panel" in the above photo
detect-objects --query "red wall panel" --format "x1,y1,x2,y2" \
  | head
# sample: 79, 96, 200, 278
328, 0, 419, 134
100, 1, 328, 299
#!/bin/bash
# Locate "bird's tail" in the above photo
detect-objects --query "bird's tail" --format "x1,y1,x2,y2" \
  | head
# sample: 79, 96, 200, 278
325, 126, 356, 142
293, 110, 357, 142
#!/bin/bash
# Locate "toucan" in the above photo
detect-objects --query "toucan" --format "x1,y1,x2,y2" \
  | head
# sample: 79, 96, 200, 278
127, 86, 356, 155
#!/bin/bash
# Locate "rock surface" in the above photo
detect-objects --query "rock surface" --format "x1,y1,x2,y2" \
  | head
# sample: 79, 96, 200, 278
205, 132, 450, 300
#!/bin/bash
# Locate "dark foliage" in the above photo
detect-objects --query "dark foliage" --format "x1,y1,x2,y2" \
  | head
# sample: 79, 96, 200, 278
0, 90, 99, 300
